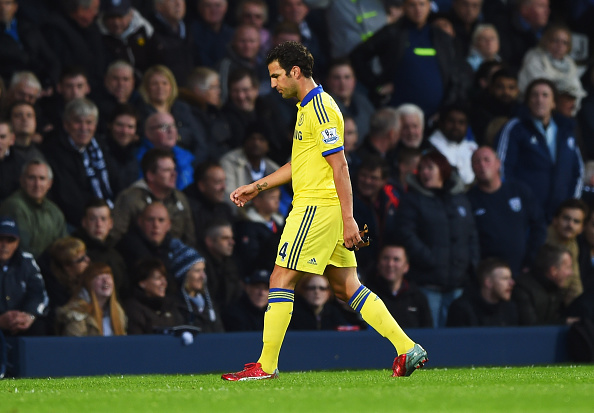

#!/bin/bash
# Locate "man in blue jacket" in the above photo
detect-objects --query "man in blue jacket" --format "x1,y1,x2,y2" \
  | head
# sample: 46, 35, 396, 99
495, 78, 584, 222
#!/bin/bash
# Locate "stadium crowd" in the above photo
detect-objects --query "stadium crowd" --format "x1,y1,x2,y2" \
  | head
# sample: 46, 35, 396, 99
3, 0, 594, 341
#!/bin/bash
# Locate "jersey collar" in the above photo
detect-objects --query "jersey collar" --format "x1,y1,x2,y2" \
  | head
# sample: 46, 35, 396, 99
300, 85, 324, 107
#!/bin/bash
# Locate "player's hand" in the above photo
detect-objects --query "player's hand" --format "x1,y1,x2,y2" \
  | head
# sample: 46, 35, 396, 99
343, 220, 371, 251
230, 183, 259, 207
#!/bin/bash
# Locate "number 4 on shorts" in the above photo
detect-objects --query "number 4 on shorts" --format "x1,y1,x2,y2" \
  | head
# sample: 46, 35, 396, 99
278, 242, 288, 261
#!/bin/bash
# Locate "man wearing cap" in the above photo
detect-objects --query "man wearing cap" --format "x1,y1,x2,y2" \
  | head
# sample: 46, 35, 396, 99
222, 268, 270, 331
0, 217, 49, 336
98, 0, 155, 75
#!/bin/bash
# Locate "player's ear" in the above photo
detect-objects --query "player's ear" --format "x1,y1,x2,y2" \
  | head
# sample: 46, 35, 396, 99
292, 66, 301, 79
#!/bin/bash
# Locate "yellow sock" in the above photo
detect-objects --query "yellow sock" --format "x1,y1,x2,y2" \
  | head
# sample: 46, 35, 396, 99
349, 285, 415, 355
257, 288, 294, 373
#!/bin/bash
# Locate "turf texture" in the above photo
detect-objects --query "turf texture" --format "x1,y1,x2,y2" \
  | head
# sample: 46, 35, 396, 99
1, 365, 593, 413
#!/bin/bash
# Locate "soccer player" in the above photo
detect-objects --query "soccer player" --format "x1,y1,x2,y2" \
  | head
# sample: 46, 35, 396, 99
221, 42, 427, 381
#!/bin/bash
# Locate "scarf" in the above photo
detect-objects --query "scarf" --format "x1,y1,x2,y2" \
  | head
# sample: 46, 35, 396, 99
79, 138, 114, 208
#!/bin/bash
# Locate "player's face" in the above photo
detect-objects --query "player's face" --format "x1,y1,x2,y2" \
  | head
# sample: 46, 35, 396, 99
488, 267, 514, 301
552, 208, 584, 241
268, 61, 298, 99
184, 261, 206, 293
471, 147, 500, 184
21, 163, 52, 203
377, 246, 409, 282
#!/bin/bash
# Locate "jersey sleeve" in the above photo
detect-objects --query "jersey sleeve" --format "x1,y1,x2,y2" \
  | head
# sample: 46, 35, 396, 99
312, 95, 345, 157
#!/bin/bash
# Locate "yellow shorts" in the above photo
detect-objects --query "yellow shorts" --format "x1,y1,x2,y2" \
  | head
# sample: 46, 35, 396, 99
275, 203, 357, 275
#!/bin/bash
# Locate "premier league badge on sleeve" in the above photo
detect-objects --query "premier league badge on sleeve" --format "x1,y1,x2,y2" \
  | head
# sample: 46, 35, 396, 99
322, 128, 339, 144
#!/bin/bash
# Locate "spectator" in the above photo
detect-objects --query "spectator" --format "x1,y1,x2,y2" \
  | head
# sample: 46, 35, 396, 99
218, 23, 268, 101
112, 148, 196, 247
116, 202, 194, 292
220, 122, 280, 210
0, 119, 26, 202
221, 268, 268, 331
447, 0, 483, 57
513, 243, 575, 325
490, 0, 551, 73
546, 199, 588, 306
325, 58, 375, 141
103, 104, 141, 195
355, 107, 400, 176
178, 67, 233, 159
56, 262, 127, 336
365, 245, 433, 328
41, 98, 116, 228
395, 150, 479, 327
467, 147, 546, 278
71, 198, 128, 298
446, 258, 519, 327
235, 0, 272, 59
578, 64, 594, 160
42, 0, 105, 91
394, 103, 426, 150
428, 102, 478, 186
0, 0, 60, 88
578, 208, 594, 295
3, 71, 41, 111
137, 65, 207, 164
343, 115, 361, 171
45, 236, 90, 332
233, 187, 284, 273
495, 78, 584, 222
7, 101, 45, 161
0, 216, 49, 336
183, 161, 236, 243
124, 257, 185, 334
98, 0, 155, 76
395, 146, 422, 194
170, 246, 224, 332
466, 24, 502, 72
0, 159, 67, 258
202, 220, 242, 307
350, 0, 464, 115
222, 68, 290, 165
469, 67, 521, 145
353, 155, 400, 273
190, 0, 234, 68
150, 0, 195, 85
517, 24, 586, 111
289, 274, 349, 330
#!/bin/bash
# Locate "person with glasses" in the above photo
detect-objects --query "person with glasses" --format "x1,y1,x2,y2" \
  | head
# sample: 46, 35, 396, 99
289, 274, 348, 331
0, 216, 49, 336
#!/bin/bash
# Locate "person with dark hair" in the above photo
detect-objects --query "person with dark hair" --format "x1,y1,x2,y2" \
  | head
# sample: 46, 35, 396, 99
220, 122, 280, 210
0, 120, 27, 202
56, 262, 127, 336
467, 147, 546, 278
223, 41, 426, 381
222, 268, 269, 331
428, 102, 478, 186
495, 78, 584, 222
395, 150, 479, 327
365, 245, 433, 328
71, 198, 128, 298
512, 243, 576, 325
7, 101, 45, 162
546, 198, 589, 306
103, 104, 141, 194
112, 148, 195, 246
578, 208, 594, 295
446, 257, 519, 327
183, 160, 236, 243
0, 159, 67, 258
123, 257, 185, 334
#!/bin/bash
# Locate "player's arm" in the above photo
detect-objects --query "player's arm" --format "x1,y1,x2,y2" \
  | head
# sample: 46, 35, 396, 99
230, 161, 292, 207
324, 151, 363, 250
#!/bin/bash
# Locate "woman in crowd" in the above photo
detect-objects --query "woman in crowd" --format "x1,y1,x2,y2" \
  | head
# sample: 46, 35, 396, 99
56, 262, 126, 336
394, 150, 479, 328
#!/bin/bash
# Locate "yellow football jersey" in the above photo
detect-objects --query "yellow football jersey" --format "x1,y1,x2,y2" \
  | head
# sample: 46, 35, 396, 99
291, 85, 344, 206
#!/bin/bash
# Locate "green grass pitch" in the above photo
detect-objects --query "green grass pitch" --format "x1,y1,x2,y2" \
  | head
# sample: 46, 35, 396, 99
1, 365, 593, 413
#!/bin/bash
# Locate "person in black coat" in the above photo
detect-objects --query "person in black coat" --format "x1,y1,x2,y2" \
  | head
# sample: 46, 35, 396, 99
365, 245, 433, 329
222, 269, 269, 332
447, 258, 519, 327
0, 120, 26, 202
394, 150, 480, 327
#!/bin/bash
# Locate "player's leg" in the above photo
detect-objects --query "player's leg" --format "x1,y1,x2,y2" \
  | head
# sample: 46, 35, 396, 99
257, 265, 302, 374
325, 265, 427, 376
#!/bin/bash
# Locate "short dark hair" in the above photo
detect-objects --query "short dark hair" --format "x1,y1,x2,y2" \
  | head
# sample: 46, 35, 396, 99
59, 65, 88, 82
83, 197, 111, 214
553, 198, 589, 219
489, 68, 517, 86
140, 148, 175, 177
359, 154, 389, 180
476, 257, 510, 284
533, 244, 570, 277
134, 257, 167, 284
419, 150, 452, 183
524, 78, 558, 105
8, 100, 35, 118
272, 21, 301, 40
228, 67, 259, 89
438, 101, 470, 124
265, 41, 314, 79
193, 160, 223, 183
108, 103, 138, 125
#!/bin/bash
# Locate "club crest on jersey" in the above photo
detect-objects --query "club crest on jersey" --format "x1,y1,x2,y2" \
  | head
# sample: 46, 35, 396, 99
322, 127, 339, 144
508, 197, 522, 212
458, 206, 467, 217
298, 113, 304, 126
568, 137, 575, 149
